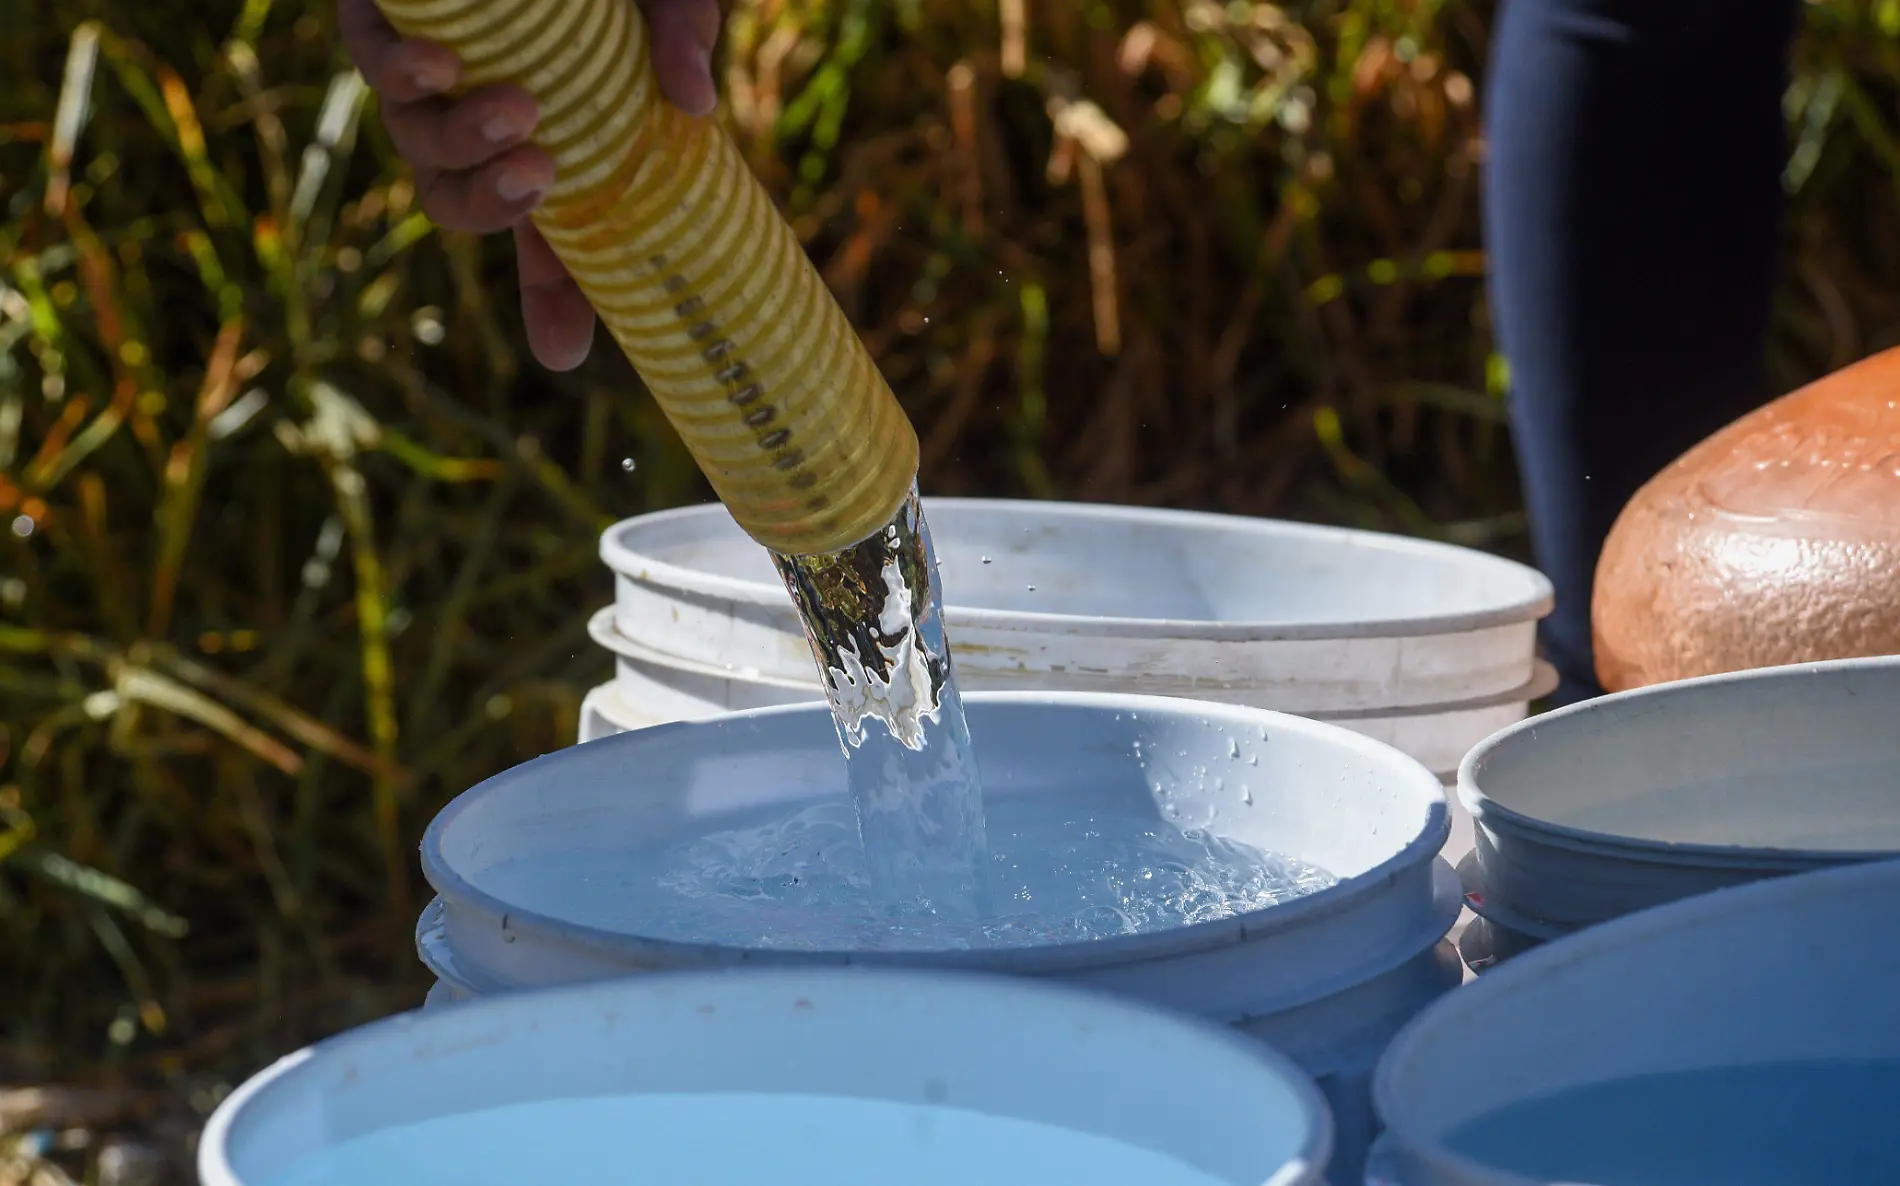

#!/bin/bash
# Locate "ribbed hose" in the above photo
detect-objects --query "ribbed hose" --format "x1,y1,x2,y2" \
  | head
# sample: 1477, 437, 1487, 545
372, 0, 919, 555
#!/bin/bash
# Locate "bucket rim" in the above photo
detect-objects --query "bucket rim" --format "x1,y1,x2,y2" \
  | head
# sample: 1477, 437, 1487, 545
421, 692, 1451, 975
414, 896, 508, 999
601, 498, 1554, 642
199, 965, 1335, 1186
1450, 851, 1567, 941
1229, 859, 1463, 1025
1457, 656, 1900, 867
416, 857, 1462, 1022
588, 605, 1559, 719
1370, 855, 1900, 1185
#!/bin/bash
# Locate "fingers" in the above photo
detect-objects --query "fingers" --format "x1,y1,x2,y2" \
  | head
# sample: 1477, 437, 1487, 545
515, 222, 597, 371
382, 84, 539, 171
415, 147, 556, 234
645, 0, 723, 116
344, 0, 720, 374
339, 0, 460, 102
346, 0, 725, 116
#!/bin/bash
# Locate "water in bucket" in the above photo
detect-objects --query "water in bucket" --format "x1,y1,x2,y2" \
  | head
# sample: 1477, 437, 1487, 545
262, 1092, 1233, 1186
1443, 1058, 1900, 1184
481, 796, 1338, 951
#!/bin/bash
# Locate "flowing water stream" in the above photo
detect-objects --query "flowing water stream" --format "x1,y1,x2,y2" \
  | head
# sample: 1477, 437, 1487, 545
743, 488, 1334, 944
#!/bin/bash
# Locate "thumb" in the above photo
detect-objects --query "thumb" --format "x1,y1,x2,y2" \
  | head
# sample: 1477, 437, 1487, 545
644, 0, 721, 116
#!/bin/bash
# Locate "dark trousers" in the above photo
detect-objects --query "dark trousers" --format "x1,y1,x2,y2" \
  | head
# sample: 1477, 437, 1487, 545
1483, 0, 1804, 704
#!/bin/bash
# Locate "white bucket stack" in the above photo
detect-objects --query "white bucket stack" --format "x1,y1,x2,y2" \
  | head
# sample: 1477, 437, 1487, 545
415, 692, 1463, 1182
581, 499, 1555, 777
1369, 856, 1900, 1185
203, 967, 1333, 1186
1456, 656, 1900, 967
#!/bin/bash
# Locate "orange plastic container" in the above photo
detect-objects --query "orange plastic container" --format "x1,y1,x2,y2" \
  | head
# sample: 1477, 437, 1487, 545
372, 0, 919, 555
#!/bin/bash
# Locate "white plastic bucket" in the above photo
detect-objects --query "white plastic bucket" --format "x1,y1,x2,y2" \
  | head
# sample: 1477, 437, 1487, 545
583, 608, 1557, 777
600, 498, 1552, 715
1456, 656, 1900, 953
201, 967, 1332, 1186
417, 692, 1462, 1182
1368, 856, 1900, 1185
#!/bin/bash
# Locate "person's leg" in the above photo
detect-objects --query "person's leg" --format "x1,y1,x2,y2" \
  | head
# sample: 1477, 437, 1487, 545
1484, 0, 1803, 705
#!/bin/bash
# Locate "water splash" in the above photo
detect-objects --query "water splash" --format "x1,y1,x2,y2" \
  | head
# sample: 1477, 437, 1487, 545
772, 488, 989, 918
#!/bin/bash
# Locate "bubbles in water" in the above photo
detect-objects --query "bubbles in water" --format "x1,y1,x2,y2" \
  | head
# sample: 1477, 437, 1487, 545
538, 798, 1339, 953
620, 457, 637, 472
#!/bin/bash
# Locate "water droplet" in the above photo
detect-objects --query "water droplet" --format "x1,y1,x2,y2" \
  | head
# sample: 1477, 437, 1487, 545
10, 515, 34, 538
1026, 584, 1036, 591
1228, 737, 1240, 759
620, 457, 637, 472
1241, 788, 1253, 805
981, 555, 992, 564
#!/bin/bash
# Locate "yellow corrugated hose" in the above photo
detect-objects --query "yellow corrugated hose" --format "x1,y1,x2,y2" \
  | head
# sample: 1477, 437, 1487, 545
372, 0, 919, 555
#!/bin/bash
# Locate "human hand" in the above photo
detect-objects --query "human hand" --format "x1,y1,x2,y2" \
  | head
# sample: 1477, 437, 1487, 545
339, 0, 722, 371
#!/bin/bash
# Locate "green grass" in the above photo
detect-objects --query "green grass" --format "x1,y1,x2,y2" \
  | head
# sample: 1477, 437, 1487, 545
1, 0, 1897, 1179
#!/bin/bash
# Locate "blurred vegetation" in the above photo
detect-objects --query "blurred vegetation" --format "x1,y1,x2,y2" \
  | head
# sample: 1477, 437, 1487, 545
1, 0, 1898, 1178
